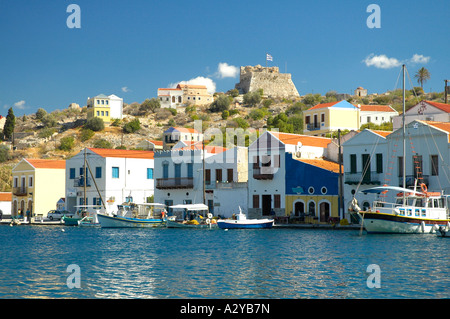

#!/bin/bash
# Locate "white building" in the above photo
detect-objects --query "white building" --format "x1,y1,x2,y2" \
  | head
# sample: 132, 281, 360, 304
65, 148, 155, 214
248, 131, 332, 218
154, 146, 248, 218
343, 120, 450, 220
163, 126, 203, 150
108, 94, 123, 119
392, 100, 450, 130
358, 104, 398, 126
0, 192, 12, 218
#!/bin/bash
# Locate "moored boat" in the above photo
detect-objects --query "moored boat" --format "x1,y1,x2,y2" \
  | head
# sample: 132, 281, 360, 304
217, 207, 274, 229
97, 203, 166, 228
436, 225, 450, 238
166, 204, 217, 229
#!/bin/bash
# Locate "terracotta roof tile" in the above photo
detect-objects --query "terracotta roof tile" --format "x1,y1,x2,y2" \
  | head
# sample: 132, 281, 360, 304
423, 100, 450, 113
26, 159, 66, 169
88, 148, 154, 159
270, 132, 331, 148
357, 104, 397, 113
297, 158, 342, 173
0, 192, 12, 201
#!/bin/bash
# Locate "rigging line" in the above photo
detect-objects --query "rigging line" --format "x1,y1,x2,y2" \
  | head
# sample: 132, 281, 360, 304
354, 134, 382, 194
393, 67, 403, 91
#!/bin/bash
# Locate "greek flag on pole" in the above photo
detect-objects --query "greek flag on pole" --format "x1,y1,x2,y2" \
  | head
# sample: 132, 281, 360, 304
266, 53, 273, 61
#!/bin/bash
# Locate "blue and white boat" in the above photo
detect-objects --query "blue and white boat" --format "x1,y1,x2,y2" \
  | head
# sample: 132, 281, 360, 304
217, 207, 274, 229
97, 203, 166, 228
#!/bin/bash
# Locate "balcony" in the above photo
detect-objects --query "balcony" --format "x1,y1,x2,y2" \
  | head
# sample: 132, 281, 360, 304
74, 177, 91, 187
345, 171, 381, 185
156, 177, 194, 189
205, 181, 248, 190
306, 123, 323, 131
253, 167, 274, 180
13, 186, 28, 196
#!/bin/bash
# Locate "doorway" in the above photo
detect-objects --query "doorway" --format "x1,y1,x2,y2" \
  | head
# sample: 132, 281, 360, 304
320, 202, 330, 222
262, 195, 271, 216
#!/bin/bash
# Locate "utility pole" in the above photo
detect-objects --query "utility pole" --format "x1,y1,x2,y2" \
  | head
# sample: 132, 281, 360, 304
338, 129, 344, 220
445, 80, 449, 104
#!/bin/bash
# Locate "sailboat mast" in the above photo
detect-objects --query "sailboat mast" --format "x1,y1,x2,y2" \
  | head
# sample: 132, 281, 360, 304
402, 64, 406, 203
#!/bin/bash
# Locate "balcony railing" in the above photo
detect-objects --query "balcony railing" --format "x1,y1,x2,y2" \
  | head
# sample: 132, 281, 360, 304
74, 177, 91, 187
205, 181, 248, 190
345, 171, 381, 185
156, 177, 194, 189
13, 186, 28, 196
253, 167, 274, 180
306, 123, 323, 131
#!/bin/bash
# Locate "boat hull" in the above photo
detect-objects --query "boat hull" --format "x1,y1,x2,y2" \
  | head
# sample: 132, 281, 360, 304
217, 219, 274, 229
62, 216, 81, 226
361, 212, 449, 234
97, 214, 164, 228
166, 220, 218, 229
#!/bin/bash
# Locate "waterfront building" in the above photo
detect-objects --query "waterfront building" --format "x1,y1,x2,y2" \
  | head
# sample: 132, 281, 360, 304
11, 159, 66, 218
163, 126, 203, 150
64, 148, 155, 214
358, 104, 398, 126
136, 139, 164, 151
392, 100, 450, 130
303, 100, 360, 136
157, 84, 213, 108
342, 120, 450, 221
154, 145, 247, 218
248, 130, 332, 219
285, 154, 341, 223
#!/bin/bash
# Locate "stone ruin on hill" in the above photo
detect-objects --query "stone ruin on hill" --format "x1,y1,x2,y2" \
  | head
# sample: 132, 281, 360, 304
235, 65, 300, 98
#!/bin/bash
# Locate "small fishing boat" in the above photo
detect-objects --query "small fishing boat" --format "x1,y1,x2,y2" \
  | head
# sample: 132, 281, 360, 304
97, 203, 166, 228
217, 207, 274, 229
166, 204, 218, 229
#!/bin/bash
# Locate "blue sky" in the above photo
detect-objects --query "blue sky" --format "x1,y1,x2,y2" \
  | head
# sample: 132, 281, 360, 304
0, 0, 448, 115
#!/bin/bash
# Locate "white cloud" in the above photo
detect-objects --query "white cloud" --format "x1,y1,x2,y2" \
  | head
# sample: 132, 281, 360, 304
121, 86, 130, 93
216, 62, 239, 79
409, 54, 430, 64
169, 76, 216, 94
363, 54, 401, 69
13, 100, 26, 109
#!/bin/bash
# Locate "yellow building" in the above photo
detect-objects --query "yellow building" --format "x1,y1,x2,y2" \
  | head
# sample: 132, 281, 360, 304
12, 159, 66, 219
303, 100, 360, 136
87, 94, 111, 124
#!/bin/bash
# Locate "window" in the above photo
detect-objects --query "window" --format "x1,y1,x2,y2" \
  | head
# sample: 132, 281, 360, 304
97, 111, 100, 116
163, 163, 169, 178
350, 154, 357, 173
321, 113, 325, 122
13, 177, 18, 188
147, 168, 154, 179
96, 167, 102, 179
431, 155, 439, 176
398, 156, 403, 177
205, 169, 211, 184
106, 111, 108, 116
187, 163, 193, 178
101, 111, 104, 116
308, 187, 315, 194
79, 197, 88, 205
274, 194, 281, 208
227, 169, 233, 183
321, 187, 327, 194
69, 168, 76, 179
216, 169, 222, 182
112, 167, 119, 178
253, 195, 259, 208
174, 163, 181, 178
28, 176, 33, 188
93, 197, 101, 206
376, 153, 383, 173
305, 116, 310, 124
308, 202, 316, 216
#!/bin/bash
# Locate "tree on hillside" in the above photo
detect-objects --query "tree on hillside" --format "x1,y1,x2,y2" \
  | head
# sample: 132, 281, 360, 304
3, 107, 15, 140
414, 67, 431, 88
209, 94, 231, 112
36, 108, 47, 120
139, 98, 160, 114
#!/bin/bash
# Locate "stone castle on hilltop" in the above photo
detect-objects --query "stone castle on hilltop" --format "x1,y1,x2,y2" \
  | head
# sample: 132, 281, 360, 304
235, 65, 300, 98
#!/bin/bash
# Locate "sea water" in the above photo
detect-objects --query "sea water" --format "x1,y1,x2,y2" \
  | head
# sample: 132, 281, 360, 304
0, 225, 448, 299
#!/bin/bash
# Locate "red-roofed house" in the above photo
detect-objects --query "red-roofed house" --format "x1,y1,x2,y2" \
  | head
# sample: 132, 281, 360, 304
12, 158, 66, 219
357, 104, 398, 126
393, 100, 450, 130
163, 126, 204, 150
65, 148, 155, 214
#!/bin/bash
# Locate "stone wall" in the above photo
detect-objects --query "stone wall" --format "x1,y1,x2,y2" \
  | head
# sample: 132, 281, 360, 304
235, 65, 300, 98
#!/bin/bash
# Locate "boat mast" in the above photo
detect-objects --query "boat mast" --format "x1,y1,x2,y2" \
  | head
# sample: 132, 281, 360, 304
402, 64, 406, 204
84, 147, 87, 209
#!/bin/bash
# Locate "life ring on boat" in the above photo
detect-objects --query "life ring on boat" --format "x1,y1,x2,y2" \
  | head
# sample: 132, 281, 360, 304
207, 213, 213, 219
205, 218, 211, 225
420, 183, 427, 193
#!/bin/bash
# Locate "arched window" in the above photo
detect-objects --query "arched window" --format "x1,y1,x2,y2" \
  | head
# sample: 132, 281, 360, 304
178, 96, 182, 103
294, 201, 305, 217
172, 96, 176, 103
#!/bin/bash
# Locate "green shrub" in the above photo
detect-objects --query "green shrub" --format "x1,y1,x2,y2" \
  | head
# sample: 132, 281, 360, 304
93, 139, 112, 149
80, 128, 95, 142
59, 136, 74, 151
123, 118, 141, 134
85, 117, 105, 131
